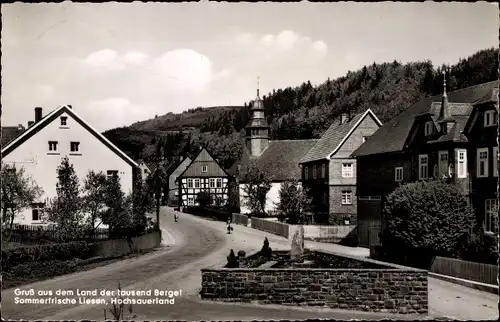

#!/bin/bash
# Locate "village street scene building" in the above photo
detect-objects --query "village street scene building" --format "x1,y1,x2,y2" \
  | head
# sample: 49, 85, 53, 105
177, 147, 230, 207
353, 78, 499, 248
165, 156, 192, 207
299, 109, 382, 224
1, 105, 137, 226
236, 89, 318, 215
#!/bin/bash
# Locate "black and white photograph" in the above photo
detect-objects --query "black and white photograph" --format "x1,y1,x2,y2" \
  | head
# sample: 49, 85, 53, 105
1, 1, 498, 321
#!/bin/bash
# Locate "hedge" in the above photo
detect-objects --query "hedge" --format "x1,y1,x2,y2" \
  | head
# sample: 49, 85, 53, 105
2, 241, 93, 272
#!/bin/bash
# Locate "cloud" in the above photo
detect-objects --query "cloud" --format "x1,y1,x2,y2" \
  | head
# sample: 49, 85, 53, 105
82, 49, 150, 70
149, 49, 213, 92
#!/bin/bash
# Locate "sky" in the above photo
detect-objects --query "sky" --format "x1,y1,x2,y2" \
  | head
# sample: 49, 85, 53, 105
2, 2, 498, 132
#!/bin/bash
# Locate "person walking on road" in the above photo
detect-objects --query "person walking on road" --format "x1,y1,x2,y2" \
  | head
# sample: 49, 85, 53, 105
174, 209, 179, 222
226, 218, 233, 234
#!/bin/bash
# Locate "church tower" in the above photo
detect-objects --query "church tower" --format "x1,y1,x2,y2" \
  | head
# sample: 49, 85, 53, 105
246, 78, 270, 157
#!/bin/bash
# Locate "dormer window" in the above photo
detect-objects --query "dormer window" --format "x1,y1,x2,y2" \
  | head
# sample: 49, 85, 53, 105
484, 110, 497, 127
424, 121, 434, 136
60, 116, 68, 127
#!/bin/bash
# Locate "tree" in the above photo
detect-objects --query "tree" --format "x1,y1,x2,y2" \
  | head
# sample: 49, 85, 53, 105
132, 170, 153, 233
102, 172, 130, 236
81, 170, 108, 239
239, 161, 272, 215
380, 179, 476, 269
1, 163, 43, 241
275, 179, 312, 224
44, 157, 84, 238
196, 191, 211, 208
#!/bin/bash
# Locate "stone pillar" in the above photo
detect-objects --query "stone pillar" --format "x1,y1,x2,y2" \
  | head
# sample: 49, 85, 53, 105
290, 225, 305, 262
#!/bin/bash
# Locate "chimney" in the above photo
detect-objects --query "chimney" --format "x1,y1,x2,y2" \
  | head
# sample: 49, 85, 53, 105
67, 105, 72, 109
17, 124, 25, 131
34, 107, 43, 123
28, 121, 34, 128
341, 113, 348, 124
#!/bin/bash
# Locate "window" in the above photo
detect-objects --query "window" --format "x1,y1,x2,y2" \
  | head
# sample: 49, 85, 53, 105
341, 191, 352, 205
484, 110, 497, 127
48, 141, 58, 152
484, 199, 498, 233
321, 164, 326, 178
70, 142, 80, 153
362, 136, 369, 143
321, 191, 328, 205
418, 154, 428, 180
438, 151, 448, 177
457, 149, 467, 178
32, 209, 41, 221
424, 121, 434, 136
342, 163, 353, 178
106, 170, 118, 179
60, 116, 67, 126
433, 164, 438, 178
312, 165, 317, 179
395, 167, 403, 182
494, 147, 499, 177
194, 179, 200, 188
144, 169, 148, 174
304, 167, 309, 180
187, 197, 194, 206
201, 165, 207, 173
209, 178, 215, 188
187, 179, 193, 188
216, 178, 222, 188
477, 148, 489, 178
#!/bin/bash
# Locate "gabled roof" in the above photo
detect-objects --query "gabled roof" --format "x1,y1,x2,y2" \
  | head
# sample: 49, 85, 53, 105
1, 105, 138, 167
300, 109, 382, 164
166, 156, 191, 176
178, 147, 229, 178
352, 81, 499, 157
1, 126, 25, 147
238, 139, 318, 182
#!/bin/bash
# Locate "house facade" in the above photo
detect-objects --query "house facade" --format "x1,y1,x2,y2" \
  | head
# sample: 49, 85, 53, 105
236, 88, 318, 215
166, 156, 192, 207
137, 160, 151, 182
1, 105, 138, 226
299, 109, 382, 225
352, 79, 499, 248
177, 148, 230, 207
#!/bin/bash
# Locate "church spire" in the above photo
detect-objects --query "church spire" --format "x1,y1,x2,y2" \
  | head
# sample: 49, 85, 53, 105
257, 76, 260, 97
437, 68, 453, 124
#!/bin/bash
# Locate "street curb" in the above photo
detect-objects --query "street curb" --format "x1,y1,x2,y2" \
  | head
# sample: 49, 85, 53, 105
428, 272, 498, 295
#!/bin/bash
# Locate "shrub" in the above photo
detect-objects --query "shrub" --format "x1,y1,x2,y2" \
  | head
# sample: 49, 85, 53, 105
2, 241, 92, 271
460, 233, 498, 265
3, 260, 76, 281
226, 249, 239, 268
237, 250, 246, 258
260, 237, 272, 258
381, 180, 476, 269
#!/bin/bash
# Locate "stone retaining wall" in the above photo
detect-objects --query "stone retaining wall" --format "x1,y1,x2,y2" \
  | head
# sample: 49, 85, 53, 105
201, 250, 428, 314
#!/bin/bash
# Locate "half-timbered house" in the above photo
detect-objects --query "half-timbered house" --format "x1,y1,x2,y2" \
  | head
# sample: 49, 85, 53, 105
177, 148, 230, 207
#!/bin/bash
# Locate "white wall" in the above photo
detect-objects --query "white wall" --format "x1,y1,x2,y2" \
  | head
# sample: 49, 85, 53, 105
239, 181, 282, 214
3, 110, 134, 226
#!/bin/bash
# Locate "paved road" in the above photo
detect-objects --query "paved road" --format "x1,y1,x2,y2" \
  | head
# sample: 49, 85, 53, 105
2, 208, 496, 320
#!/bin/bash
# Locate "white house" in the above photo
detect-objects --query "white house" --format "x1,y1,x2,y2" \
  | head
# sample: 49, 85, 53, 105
1, 105, 138, 226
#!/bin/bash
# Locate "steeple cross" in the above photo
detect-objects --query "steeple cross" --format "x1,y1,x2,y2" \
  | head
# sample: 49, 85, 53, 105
257, 76, 260, 96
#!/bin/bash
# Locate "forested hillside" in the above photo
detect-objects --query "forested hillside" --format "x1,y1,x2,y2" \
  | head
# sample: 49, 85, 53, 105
103, 47, 498, 170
